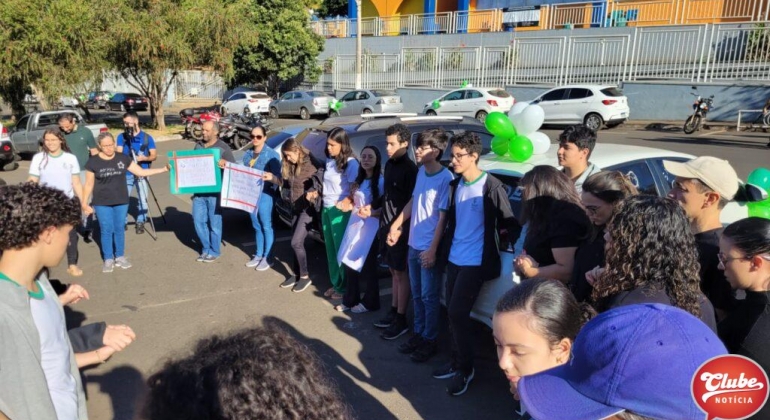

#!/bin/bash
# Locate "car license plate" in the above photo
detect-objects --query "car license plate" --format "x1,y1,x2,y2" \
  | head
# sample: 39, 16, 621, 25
388, 98, 397, 104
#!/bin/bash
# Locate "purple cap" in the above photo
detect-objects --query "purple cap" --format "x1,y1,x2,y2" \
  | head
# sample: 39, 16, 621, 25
518, 303, 727, 420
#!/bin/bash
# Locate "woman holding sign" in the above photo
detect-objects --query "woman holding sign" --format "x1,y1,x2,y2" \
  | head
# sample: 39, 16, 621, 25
306, 128, 359, 300
82, 132, 169, 273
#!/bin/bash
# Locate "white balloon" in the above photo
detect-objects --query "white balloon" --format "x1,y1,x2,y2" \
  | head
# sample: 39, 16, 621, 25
508, 102, 529, 117
528, 131, 551, 155
510, 104, 545, 135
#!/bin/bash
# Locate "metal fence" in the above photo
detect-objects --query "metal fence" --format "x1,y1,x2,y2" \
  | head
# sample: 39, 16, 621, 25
174, 70, 226, 100
310, 22, 770, 91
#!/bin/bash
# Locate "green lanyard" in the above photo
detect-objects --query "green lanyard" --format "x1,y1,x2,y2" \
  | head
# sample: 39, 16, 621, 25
0, 272, 44, 300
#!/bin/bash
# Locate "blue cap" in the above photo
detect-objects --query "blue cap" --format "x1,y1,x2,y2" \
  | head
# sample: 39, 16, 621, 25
518, 303, 727, 420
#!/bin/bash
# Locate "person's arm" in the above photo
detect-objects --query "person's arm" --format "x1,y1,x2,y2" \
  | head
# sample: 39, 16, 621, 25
419, 211, 447, 268
128, 161, 169, 177
141, 136, 157, 163
82, 170, 95, 215
262, 156, 282, 187
27, 154, 41, 182
68, 322, 106, 353
116, 134, 125, 154
86, 131, 98, 155
71, 174, 84, 203
75, 346, 116, 368
522, 247, 579, 283
387, 198, 413, 245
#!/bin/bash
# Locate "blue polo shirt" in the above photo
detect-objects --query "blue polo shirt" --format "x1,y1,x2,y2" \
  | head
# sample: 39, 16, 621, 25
117, 131, 156, 169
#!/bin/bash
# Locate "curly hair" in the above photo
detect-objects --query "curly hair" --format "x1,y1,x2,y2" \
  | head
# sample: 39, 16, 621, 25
591, 195, 702, 317
144, 326, 354, 420
384, 123, 411, 145
451, 131, 482, 162
0, 183, 81, 251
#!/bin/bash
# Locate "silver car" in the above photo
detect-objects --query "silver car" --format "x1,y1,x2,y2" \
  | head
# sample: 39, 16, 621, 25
269, 91, 334, 120
330, 90, 404, 117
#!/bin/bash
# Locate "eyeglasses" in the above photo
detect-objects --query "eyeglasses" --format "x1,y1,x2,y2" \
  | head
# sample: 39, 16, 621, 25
100, 144, 116, 149
251, 135, 264, 140
451, 152, 472, 161
717, 252, 750, 265
416, 145, 434, 153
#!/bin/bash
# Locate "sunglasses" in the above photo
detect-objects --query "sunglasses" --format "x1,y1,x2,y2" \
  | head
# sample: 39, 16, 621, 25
251, 134, 264, 140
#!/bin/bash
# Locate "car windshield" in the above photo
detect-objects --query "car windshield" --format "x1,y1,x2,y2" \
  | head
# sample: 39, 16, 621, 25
488, 89, 511, 98
309, 91, 328, 97
372, 90, 396, 97
601, 87, 623, 97
251, 93, 270, 99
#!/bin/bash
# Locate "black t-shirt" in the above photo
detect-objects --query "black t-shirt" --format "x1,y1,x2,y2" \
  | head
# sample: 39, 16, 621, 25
193, 140, 236, 198
696, 228, 737, 313
523, 201, 590, 268
85, 154, 133, 206
605, 286, 718, 333
380, 151, 417, 227
570, 233, 605, 303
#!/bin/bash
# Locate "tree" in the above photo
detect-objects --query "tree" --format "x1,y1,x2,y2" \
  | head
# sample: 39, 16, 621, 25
0, 0, 109, 120
232, 0, 325, 97
105, 0, 256, 130
318, 0, 348, 18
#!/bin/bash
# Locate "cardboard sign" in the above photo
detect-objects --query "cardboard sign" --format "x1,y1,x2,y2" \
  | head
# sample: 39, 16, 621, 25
168, 149, 222, 194
221, 163, 264, 212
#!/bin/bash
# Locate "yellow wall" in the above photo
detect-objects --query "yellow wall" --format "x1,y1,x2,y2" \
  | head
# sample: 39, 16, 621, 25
397, 0, 423, 15
364, 0, 424, 17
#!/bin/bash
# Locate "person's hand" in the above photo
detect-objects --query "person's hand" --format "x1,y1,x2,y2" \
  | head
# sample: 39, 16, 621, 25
59, 284, 89, 306
306, 191, 319, 202
514, 251, 539, 278
387, 226, 401, 246
336, 197, 353, 212
420, 248, 437, 268
585, 266, 605, 286
82, 205, 94, 216
164, 163, 171, 172
218, 158, 228, 169
262, 172, 274, 183
102, 325, 136, 352
95, 345, 117, 363
350, 183, 360, 194
357, 205, 371, 219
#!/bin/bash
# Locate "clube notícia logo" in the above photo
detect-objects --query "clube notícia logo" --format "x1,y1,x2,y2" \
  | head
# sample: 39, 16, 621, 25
691, 355, 769, 419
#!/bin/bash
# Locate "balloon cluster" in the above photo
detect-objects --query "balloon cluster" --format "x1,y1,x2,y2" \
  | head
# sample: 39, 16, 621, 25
485, 102, 550, 163
330, 99, 344, 112
747, 168, 770, 219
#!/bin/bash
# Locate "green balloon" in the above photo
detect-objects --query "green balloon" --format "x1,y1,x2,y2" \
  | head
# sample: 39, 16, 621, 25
461, 80, 468, 88
748, 167, 770, 193
748, 202, 770, 219
432, 100, 441, 109
485, 112, 516, 138
508, 135, 533, 163
491, 136, 509, 156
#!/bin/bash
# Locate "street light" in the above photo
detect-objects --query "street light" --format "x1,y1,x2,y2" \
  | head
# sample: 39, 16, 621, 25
355, 0, 362, 89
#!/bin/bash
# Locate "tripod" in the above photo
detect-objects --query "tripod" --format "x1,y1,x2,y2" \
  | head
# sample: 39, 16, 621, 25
127, 142, 166, 241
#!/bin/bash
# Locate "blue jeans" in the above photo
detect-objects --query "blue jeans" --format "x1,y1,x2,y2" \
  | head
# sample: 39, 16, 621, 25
126, 174, 149, 223
249, 193, 274, 258
94, 204, 129, 261
408, 246, 441, 341
192, 196, 223, 257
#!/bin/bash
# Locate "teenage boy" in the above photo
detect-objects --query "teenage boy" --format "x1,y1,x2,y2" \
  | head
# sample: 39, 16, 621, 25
664, 156, 740, 321
377, 124, 418, 340
0, 183, 88, 420
388, 129, 453, 363
117, 111, 156, 234
433, 132, 520, 396
557, 124, 601, 193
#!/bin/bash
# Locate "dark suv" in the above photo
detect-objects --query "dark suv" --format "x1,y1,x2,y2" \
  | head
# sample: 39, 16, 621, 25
276, 115, 494, 241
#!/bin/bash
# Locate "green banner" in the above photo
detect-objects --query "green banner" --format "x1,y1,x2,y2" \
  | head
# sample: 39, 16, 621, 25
167, 148, 222, 194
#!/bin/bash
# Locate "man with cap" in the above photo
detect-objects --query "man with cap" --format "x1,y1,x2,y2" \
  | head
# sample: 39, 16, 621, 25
517, 303, 727, 420
664, 156, 740, 321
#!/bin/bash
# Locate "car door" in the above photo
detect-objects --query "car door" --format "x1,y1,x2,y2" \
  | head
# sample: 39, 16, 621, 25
10, 115, 31, 152
440, 90, 465, 115
458, 90, 483, 116
292, 92, 305, 115
534, 88, 568, 123
339, 91, 357, 116
354, 91, 370, 114
605, 159, 659, 196
276, 92, 292, 115
563, 88, 594, 123
225, 93, 247, 114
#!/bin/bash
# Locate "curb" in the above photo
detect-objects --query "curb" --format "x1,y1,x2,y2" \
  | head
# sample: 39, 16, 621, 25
155, 134, 183, 142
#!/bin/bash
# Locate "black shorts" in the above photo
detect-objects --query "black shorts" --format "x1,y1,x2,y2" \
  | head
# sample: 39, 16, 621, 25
380, 225, 409, 272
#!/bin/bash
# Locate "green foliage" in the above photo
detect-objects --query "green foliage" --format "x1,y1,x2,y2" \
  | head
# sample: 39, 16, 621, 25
442, 51, 465, 70
318, 0, 348, 19
232, 0, 325, 96
403, 51, 436, 72
746, 23, 770, 62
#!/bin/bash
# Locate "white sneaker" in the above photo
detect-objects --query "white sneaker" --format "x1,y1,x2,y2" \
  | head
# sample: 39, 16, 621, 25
102, 259, 115, 273
245, 256, 262, 268
115, 256, 132, 269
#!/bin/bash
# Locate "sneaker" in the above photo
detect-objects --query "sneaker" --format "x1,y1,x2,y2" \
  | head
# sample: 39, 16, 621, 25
381, 317, 408, 340
351, 303, 371, 314
292, 277, 312, 293
280, 276, 297, 289
446, 369, 475, 396
255, 258, 273, 271
202, 255, 219, 263
397, 333, 424, 354
115, 256, 132, 269
102, 259, 115, 273
83, 230, 93, 244
432, 362, 458, 379
373, 309, 397, 329
135, 222, 145, 235
196, 254, 207, 262
245, 256, 262, 268
334, 304, 350, 312
411, 339, 438, 363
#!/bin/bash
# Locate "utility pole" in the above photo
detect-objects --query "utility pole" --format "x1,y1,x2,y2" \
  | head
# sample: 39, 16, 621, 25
355, 0, 362, 89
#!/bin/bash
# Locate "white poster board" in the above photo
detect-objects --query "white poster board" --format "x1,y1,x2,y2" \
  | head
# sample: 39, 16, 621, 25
221, 163, 264, 212
337, 191, 379, 272
176, 156, 217, 189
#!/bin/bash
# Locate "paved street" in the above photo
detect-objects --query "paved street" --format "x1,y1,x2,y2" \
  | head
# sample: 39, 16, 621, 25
0, 119, 767, 420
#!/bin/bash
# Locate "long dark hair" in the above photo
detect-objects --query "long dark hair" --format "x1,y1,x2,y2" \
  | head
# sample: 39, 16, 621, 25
495, 278, 593, 345
592, 195, 702, 317
722, 217, 770, 257
38, 129, 71, 170
325, 127, 354, 171
520, 165, 586, 234
354, 145, 382, 207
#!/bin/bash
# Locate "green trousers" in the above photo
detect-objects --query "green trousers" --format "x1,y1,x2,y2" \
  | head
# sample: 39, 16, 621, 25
322, 206, 351, 294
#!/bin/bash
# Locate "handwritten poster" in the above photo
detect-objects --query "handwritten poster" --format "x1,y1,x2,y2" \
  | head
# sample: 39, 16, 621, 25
168, 149, 222, 194
337, 191, 379, 272
221, 163, 264, 212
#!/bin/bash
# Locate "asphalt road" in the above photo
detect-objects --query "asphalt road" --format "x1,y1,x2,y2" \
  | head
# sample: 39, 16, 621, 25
0, 119, 767, 420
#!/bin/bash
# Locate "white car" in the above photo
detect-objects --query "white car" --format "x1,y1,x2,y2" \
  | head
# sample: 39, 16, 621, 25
531, 84, 630, 131
59, 97, 79, 108
221, 91, 272, 115
463, 143, 749, 328
423, 87, 514, 122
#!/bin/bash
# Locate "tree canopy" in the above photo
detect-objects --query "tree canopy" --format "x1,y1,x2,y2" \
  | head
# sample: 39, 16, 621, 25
318, 0, 348, 18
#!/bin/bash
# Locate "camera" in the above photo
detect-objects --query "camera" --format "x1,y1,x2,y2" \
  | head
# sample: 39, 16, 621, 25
123, 124, 135, 141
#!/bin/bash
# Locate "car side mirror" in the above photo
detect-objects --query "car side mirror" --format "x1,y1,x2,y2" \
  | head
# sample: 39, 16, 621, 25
532, 98, 542, 104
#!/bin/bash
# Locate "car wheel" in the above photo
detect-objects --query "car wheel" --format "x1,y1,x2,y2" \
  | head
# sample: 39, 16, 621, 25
426, 110, 437, 116
584, 113, 603, 131
362, 108, 372, 114
475, 110, 488, 123
270, 107, 279, 119
300, 107, 309, 120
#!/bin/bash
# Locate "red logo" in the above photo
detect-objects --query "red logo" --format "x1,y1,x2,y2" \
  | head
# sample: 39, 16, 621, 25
692, 355, 769, 420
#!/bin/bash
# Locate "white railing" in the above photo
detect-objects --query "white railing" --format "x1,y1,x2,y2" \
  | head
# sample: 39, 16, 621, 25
703, 23, 770, 81
627, 25, 708, 81
549, 1, 603, 29
608, 0, 679, 26
454, 9, 502, 33
379, 15, 412, 36
683, 0, 766, 23
412, 12, 454, 35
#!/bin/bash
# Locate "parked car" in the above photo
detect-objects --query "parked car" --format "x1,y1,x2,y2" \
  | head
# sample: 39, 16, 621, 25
86, 91, 114, 109
423, 87, 514, 122
106, 93, 148, 112
221, 91, 272, 116
9, 110, 108, 155
330, 90, 404, 117
530, 84, 630, 131
59, 97, 80, 108
0, 122, 18, 171
269, 91, 334, 120
467, 143, 750, 328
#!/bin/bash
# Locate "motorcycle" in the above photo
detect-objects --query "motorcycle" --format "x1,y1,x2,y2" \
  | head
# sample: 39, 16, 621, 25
683, 87, 714, 135
218, 109, 273, 149
179, 105, 222, 141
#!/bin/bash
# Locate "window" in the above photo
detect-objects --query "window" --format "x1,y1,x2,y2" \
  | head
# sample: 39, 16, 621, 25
341, 92, 356, 102
439, 128, 490, 163
466, 90, 484, 99
293, 92, 304, 100
488, 89, 511, 98
15, 115, 30, 131
362, 135, 387, 158
567, 88, 593, 100
372, 90, 396, 97
251, 93, 270, 99
37, 114, 65, 128
112, 94, 124, 102
443, 91, 464, 101
280, 93, 292, 101
540, 89, 566, 102
600, 87, 624, 97
309, 91, 328, 97
605, 160, 658, 196
230, 93, 246, 101
650, 157, 688, 197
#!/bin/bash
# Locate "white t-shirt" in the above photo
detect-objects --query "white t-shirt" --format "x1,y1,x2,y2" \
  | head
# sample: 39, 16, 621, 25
29, 152, 81, 198
449, 172, 487, 266
29, 283, 79, 420
323, 157, 360, 208
409, 166, 454, 251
